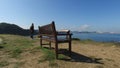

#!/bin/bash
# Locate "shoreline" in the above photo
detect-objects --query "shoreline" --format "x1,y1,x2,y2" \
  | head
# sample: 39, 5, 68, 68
72, 33, 120, 43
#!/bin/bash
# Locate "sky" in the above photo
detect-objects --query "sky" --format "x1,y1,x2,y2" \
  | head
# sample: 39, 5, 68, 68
0, 0, 120, 33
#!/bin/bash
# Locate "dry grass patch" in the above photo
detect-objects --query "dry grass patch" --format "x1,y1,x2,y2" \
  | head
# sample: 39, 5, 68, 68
0, 60, 9, 67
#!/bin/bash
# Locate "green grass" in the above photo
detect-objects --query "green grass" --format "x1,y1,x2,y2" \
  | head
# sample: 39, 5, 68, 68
10, 47, 22, 58
38, 47, 68, 67
29, 46, 41, 53
0, 34, 34, 58
0, 34, 39, 68
38, 47, 58, 67
0, 34, 59, 67
38, 47, 55, 61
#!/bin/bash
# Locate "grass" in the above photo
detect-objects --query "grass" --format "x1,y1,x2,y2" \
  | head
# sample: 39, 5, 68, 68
38, 47, 58, 67
0, 34, 60, 67
113, 64, 119, 67
40, 48, 55, 61
0, 34, 36, 67
0, 61, 9, 67
0, 35, 35, 61
0, 34, 34, 55
105, 58, 115, 62
95, 65, 104, 68
29, 46, 41, 53
14, 62, 25, 68
10, 47, 22, 58
0, 34, 120, 68
38, 47, 69, 67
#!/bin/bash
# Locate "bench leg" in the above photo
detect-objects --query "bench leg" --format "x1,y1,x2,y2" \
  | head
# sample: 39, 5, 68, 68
40, 39, 42, 47
55, 42, 58, 59
69, 41, 71, 57
49, 42, 51, 49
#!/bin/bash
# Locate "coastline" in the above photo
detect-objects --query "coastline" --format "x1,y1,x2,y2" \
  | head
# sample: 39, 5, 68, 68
72, 32, 120, 42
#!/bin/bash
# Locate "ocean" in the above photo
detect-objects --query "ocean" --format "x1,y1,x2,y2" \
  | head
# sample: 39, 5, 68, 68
72, 33, 120, 42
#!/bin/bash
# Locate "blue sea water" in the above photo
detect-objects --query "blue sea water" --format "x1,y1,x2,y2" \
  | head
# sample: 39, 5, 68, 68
72, 33, 120, 42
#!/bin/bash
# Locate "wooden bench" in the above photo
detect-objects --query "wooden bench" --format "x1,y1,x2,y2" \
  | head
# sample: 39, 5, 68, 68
38, 21, 72, 59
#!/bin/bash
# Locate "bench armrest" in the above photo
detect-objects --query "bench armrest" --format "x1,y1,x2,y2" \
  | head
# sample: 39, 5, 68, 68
57, 33, 72, 35
57, 30, 70, 34
57, 30, 72, 35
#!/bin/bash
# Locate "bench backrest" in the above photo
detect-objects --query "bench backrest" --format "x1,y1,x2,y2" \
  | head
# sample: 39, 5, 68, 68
38, 21, 57, 36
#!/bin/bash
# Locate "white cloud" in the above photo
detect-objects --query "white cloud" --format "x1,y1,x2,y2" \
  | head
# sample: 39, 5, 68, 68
73, 24, 91, 31
79, 24, 90, 30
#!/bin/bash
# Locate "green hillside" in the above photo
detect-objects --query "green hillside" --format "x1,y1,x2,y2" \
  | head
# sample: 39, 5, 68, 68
0, 22, 34, 36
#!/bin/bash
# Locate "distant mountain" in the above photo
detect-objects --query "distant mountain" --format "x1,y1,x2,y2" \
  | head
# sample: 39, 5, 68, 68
0, 22, 37, 36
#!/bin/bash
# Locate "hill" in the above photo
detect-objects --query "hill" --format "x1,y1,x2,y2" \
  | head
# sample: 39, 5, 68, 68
0, 22, 37, 36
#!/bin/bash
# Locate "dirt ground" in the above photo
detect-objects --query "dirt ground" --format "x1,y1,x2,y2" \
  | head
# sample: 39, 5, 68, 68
22, 41, 120, 68
53, 41, 120, 68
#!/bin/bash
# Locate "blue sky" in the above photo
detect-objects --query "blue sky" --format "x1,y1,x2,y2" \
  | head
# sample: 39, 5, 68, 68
0, 0, 120, 33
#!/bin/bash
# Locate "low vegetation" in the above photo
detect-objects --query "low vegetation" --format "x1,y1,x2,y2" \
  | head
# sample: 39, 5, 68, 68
0, 61, 9, 67
38, 48, 58, 67
0, 34, 120, 68
0, 34, 34, 67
